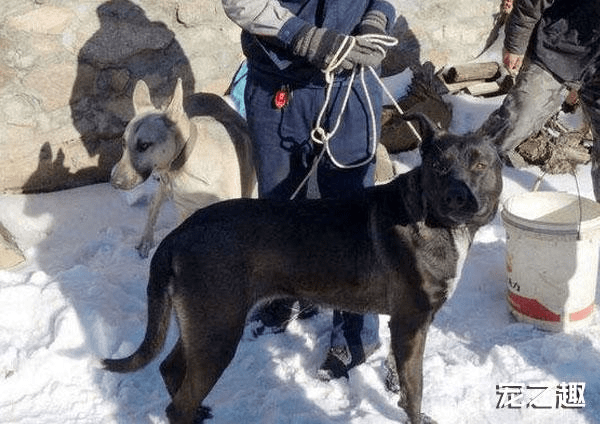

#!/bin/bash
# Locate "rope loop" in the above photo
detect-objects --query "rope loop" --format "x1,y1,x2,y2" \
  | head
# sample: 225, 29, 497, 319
314, 33, 404, 170
310, 127, 329, 145
323, 35, 356, 83
290, 33, 425, 198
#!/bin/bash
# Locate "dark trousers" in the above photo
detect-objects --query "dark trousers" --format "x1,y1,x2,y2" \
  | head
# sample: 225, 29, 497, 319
244, 64, 381, 354
580, 70, 600, 201
244, 67, 380, 199
479, 61, 600, 201
478, 62, 567, 166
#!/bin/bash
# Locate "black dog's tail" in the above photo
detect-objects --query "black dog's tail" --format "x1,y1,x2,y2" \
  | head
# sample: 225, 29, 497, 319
103, 247, 173, 373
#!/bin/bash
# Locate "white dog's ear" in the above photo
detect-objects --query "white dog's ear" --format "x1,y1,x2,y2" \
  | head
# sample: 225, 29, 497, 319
132, 80, 155, 114
165, 78, 185, 122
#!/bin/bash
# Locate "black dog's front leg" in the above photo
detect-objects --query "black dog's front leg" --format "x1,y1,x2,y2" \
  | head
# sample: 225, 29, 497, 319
389, 311, 435, 424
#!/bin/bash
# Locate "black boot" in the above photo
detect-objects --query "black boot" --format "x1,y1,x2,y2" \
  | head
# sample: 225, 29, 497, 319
249, 299, 318, 337
317, 311, 380, 381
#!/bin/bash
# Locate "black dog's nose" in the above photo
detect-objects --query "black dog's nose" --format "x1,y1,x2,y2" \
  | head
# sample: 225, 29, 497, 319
445, 183, 472, 211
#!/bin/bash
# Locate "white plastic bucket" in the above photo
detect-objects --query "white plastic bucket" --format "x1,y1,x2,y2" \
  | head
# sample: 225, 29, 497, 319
501, 191, 600, 331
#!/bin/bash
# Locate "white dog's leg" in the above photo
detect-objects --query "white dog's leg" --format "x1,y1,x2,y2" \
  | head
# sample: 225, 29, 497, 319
137, 180, 167, 258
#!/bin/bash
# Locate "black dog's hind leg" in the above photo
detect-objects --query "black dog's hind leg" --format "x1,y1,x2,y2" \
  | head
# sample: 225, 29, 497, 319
389, 311, 435, 424
160, 338, 186, 397
167, 319, 245, 424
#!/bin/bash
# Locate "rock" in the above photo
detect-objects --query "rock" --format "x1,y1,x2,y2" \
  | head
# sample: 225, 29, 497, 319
0, 223, 25, 269
375, 143, 396, 184
6, 6, 74, 34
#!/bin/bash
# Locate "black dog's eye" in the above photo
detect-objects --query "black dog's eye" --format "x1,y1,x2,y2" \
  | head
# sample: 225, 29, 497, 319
136, 140, 151, 152
474, 162, 488, 171
431, 160, 450, 174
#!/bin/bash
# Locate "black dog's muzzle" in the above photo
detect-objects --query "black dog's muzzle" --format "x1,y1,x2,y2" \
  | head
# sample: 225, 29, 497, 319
439, 177, 479, 223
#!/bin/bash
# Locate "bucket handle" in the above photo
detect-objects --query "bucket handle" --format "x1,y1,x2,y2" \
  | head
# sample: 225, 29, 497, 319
531, 170, 583, 240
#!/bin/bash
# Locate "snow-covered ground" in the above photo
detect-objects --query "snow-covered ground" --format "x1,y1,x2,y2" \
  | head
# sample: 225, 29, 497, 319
2, 80, 600, 424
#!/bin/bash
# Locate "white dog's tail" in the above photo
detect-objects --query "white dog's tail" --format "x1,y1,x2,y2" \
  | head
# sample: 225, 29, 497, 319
103, 249, 172, 373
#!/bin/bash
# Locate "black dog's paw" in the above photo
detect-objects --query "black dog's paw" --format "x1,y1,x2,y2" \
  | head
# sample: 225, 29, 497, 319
166, 404, 212, 424
297, 303, 319, 320
194, 406, 213, 423
317, 347, 350, 381
248, 299, 319, 337
248, 299, 294, 337
419, 413, 438, 424
248, 320, 287, 338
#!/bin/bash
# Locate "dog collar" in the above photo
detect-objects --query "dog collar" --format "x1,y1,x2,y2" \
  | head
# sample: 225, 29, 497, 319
170, 123, 197, 171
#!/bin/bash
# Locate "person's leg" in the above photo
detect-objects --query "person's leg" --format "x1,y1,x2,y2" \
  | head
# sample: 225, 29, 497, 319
316, 71, 380, 191
244, 70, 314, 200
318, 311, 381, 380
244, 69, 319, 334
316, 72, 381, 379
478, 62, 567, 167
580, 70, 600, 201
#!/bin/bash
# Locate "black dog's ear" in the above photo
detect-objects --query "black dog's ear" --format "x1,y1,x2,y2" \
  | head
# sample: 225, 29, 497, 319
475, 114, 510, 149
401, 113, 441, 154
474, 125, 506, 161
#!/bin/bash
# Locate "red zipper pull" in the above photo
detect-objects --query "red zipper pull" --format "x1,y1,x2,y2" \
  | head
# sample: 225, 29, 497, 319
273, 85, 292, 109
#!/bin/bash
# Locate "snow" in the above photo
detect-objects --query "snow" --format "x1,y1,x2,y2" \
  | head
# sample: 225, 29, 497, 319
2, 81, 600, 424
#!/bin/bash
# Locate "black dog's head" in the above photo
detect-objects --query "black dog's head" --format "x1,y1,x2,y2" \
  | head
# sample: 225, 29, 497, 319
406, 114, 503, 228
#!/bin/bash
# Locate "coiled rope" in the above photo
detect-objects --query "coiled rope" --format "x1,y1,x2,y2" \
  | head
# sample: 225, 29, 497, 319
291, 33, 421, 199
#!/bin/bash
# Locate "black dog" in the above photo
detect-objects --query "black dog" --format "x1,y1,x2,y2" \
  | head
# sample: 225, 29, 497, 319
104, 114, 502, 424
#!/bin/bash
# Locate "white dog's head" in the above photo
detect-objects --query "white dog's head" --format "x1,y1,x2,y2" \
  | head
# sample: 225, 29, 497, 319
111, 79, 190, 190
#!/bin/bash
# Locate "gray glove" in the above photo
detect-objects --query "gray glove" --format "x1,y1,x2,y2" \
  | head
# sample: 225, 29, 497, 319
292, 25, 348, 70
357, 10, 388, 36
292, 12, 390, 72
338, 10, 389, 70
340, 38, 386, 70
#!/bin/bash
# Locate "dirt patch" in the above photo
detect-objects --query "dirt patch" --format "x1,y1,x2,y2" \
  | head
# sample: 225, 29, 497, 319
516, 114, 592, 175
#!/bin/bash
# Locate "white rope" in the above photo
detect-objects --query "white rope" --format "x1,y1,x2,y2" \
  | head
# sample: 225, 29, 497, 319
291, 33, 422, 199
322, 36, 356, 83
367, 66, 422, 141
311, 34, 400, 168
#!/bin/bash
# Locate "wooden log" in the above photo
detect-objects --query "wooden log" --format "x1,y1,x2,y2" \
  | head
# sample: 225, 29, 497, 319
562, 145, 590, 164
445, 62, 500, 83
443, 79, 487, 94
465, 81, 501, 97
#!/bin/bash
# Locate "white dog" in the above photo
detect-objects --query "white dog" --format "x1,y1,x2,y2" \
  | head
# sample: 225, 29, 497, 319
111, 79, 255, 257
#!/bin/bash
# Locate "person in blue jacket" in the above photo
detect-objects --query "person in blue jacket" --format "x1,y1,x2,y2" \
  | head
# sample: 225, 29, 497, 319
222, 0, 401, 380
479, 0, 600, 200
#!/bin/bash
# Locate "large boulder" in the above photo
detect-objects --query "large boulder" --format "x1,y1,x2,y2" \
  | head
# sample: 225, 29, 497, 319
0, 223, 24, 269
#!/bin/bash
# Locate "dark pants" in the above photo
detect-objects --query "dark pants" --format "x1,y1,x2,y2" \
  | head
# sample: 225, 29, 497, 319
479, 61, 600, 201
580, 70, 600, 201
244, 67, 380, 199
244, 64, 381, 359
479, 62, 567, 166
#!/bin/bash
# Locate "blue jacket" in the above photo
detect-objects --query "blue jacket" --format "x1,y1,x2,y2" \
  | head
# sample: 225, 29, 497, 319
222, 0, 400, 83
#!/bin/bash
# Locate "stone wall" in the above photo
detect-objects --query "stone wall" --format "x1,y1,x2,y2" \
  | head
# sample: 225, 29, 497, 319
0, 0, 499, 193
